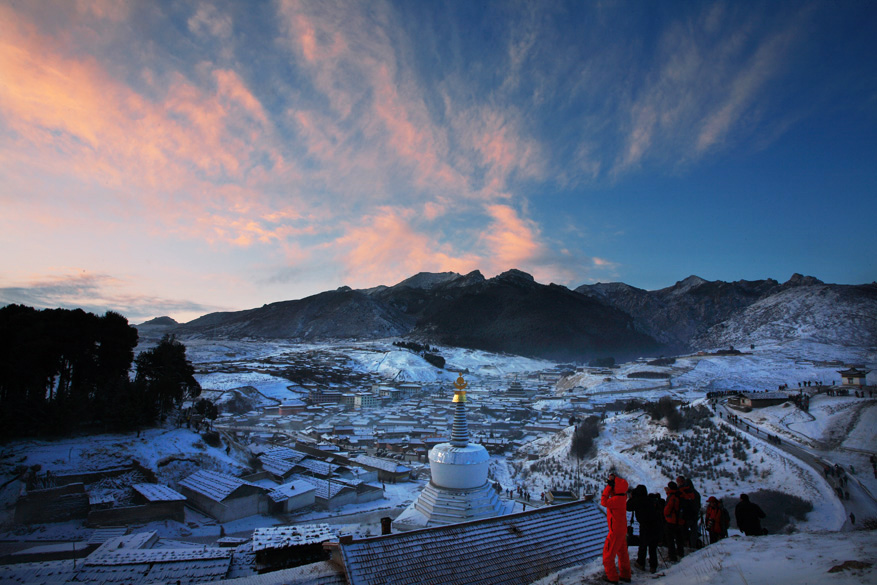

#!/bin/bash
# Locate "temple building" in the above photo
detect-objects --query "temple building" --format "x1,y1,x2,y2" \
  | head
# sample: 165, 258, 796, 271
394, 374, 508, 529
838, 367, 870, 386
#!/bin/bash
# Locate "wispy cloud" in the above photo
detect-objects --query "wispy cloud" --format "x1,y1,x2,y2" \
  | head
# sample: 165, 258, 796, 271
612, 3, 810, 174
1, 0, 854, 319
0, 272, 221, 323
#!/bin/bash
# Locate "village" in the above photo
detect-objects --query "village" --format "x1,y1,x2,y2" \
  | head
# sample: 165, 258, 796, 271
1, 340, 874, 584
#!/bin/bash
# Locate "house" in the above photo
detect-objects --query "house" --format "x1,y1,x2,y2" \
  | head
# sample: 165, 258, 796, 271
266, 480, 317, 514
295, 458, 342, 480
330, 500, 607, 585
838, 367, 870, 386
736, 391, 791, 409
178, 470, 269, 523
0, 531, 235, 585
87, 483, 187, 526
350, 455, 411, 483
252, 524, 337, 573
302, 477, 358, 510
278, 401, 307, 415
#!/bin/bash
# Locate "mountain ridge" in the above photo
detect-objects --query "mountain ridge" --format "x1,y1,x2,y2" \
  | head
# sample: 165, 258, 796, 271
143, 271, 875, 360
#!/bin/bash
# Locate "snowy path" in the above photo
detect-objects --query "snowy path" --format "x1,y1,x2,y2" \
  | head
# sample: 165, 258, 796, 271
719, 402, 875, 528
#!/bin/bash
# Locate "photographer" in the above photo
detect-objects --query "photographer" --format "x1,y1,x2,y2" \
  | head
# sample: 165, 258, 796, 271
601, 472, 631, 584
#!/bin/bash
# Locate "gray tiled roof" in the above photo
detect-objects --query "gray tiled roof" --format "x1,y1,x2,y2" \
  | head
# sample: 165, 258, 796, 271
179, 470, 263, 502
260, 455, 298, 476
297, 458, 341, 476
132, 482, 186, 502
263, 447, 309, 463
301, 477, 352, 499
267, 481, 317, 503
252, 524, 336, 552
338, 500, 607, 585
211, 561, 345, 585
351, 455, 411, 474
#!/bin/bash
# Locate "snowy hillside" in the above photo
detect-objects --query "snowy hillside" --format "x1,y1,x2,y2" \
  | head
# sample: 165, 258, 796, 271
511, 404, 847, 532
537, 530, 877, 585
695, 284, 877, 349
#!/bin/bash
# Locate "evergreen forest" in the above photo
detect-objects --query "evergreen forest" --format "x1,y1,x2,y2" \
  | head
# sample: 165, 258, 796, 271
0, 305, 200, 439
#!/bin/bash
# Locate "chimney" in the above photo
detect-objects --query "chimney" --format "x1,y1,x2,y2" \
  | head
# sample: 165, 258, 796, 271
381, 516, 392, 535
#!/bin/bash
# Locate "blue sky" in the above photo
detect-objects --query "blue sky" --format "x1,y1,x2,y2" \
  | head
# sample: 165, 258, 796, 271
1, 0, 875, 323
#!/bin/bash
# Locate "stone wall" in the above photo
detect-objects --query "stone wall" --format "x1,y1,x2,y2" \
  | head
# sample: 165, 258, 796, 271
86, 501, 185, 526
15, 483, 89, 524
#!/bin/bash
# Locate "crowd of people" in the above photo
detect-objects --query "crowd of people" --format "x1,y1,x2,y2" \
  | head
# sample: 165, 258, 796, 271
600, 472, 766, 583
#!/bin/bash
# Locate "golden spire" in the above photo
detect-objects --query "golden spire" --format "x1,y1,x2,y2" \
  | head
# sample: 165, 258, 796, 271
453, 373, 467, 402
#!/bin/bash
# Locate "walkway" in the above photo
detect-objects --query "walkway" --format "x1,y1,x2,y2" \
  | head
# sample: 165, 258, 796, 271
717, 402, 877, 528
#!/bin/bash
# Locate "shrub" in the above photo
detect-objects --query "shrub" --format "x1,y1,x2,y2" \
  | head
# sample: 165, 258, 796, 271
424, 353, 445, 368
570, 416, 601, 460
201, 430, 222, 448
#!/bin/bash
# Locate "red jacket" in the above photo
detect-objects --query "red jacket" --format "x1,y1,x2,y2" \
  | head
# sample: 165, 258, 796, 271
664, 490, 684, 526
601, 477, 629, 535
705, 504, 722, 534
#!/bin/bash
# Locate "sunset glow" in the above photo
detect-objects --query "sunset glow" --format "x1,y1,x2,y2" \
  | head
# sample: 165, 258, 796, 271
1, 1, 875, 322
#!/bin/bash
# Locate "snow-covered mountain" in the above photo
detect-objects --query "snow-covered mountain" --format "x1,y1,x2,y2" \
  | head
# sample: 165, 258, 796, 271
576, 275, 786, 350
143, 271, 875, 361
695, 283, 877, 349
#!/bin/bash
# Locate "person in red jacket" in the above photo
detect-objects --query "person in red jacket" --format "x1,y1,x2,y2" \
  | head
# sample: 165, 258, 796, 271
663, 481, 686, 561
601, 472, 631, 584
704, 496, 724, 544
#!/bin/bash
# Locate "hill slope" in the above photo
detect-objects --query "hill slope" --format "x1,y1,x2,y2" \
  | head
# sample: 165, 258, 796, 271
694, 283, 877, 348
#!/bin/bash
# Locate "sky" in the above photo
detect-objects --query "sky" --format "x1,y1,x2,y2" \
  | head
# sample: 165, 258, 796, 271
1, 0, 876, 324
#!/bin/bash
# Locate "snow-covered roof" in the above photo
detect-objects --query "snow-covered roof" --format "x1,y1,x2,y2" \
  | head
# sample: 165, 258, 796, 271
252, 524, 336, 552
743, 391, 791, 401
302, 476, 352, 499
260, 455, 298, 476
132, 482, 186, 502
179, 469, 264, 502
262, 447, 308, 462
338, 500, 607, 585
267, 481, 317, 502
297, 458, 341, 476
351, 454, 411, 474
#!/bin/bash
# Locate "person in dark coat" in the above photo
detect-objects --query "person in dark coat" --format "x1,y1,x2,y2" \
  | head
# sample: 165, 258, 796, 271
735, 493, 766, 536
627, 485, 659, 574
676, 475, 701, 548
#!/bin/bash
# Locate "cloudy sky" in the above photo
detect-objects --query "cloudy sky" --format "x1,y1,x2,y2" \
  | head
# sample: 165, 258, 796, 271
1, 0, 875, 323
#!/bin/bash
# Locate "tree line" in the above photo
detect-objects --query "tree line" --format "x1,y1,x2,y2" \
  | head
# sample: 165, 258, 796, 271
0, 305, 200, 439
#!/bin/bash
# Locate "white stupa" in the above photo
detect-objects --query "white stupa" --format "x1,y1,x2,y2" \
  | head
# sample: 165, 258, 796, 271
395, 373, 508, 529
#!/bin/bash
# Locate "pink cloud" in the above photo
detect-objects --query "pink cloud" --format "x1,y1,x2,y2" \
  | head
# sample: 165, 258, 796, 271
333, 208, 479, 287
480, 204, 542, 272
0, 5, 302, 248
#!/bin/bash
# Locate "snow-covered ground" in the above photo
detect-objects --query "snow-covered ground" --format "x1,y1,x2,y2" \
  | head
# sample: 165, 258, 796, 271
1, 337, 875, 584
535, 530, 877, 585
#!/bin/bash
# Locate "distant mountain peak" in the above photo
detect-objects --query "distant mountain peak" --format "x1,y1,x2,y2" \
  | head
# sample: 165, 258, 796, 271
783, 273, 823, 287
495, 268, 535, 283
678, 274, 708, 287
393, 271, 462, 290
139, 316, 178, 326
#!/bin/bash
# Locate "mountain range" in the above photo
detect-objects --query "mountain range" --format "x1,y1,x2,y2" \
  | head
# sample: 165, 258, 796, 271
139, 271, 877, 361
